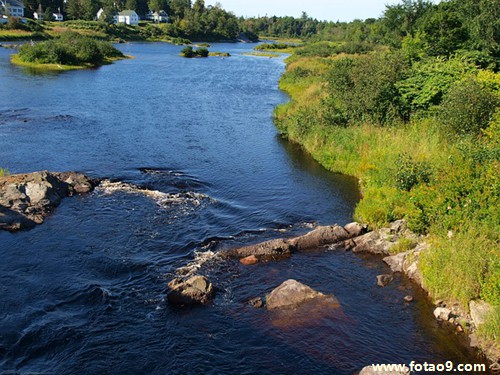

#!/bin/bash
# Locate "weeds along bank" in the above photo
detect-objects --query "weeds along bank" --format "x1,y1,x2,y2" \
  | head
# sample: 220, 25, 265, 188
273, 42, 500, 349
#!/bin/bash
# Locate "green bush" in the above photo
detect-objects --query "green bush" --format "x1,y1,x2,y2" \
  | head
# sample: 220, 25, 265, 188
180, 46, 194, 57
18, 32, 124, 66
439, 76, 500, 135
396, 153, 431, 191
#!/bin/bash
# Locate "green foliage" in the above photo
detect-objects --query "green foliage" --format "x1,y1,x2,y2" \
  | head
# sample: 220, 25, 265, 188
420, 231, 492, 306
439, 76, 500, 135
180, 45, 208, 58
396, 57, 476, 117
18, 32, 124, 66
390, 237, 418, 254
0, 168, 9, 177
396, 153, 431, 191
326, 52, 408, 125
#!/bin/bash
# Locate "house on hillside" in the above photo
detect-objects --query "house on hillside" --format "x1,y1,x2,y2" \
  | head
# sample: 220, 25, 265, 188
0, 0, 25, 18
117, 10, 139, 26
147, 10, 168, 23
53, 8, 63, 21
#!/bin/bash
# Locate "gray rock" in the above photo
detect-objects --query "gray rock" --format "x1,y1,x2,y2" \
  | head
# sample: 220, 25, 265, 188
222, 224, 352, 259
359, 365, 410, 375
0, 171, 97, 231
167, 275, 214, 306
403, 295, 414, 303
377, 274, 394, 287
434, 307, 452, 321
382, 246, 426, 288
469, 300, 494, 327
266, 279, 339, 310
352, 230, 393, 255
344, 222, 366, 237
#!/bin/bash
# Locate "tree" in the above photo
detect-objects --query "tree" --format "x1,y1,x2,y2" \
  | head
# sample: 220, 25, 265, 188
125, 0, 137, 10
44, 6, 54, 21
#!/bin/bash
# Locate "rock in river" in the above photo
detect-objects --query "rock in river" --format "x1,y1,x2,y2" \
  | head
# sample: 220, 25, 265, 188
266, 279, 339, 310
167, 275, 215, 306
0, 171, 98, 231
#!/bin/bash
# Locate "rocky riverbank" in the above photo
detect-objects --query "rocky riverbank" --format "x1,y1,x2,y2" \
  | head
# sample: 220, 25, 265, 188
167, 219, 500, 373
0, 170, 98, 231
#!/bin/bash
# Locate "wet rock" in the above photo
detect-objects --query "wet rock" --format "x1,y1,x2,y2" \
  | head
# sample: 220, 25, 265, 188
240, 255, 259, 265
359, 365, 410, 374
376, 274, 394, 287
291, 225, 349, 251
0, 171, 97, 231
266, 279, 339, 310
403, 295, 414, 303
221, 238, 294, 259
434, 307, 452, 321
248, 297, 264, 308
167, 275, 214, 306
469, 300, 494, 327
222, 225, 352, 259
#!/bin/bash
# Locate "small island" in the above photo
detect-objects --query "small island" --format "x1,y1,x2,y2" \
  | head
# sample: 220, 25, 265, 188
11, 32, 128, 71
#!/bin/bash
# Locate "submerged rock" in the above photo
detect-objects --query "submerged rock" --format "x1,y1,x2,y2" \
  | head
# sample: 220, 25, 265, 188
240, 255, 259, 265
0, 171, 98, 231
248, 297, 264, 309
376, 274, 394, 287
266, 279, 339, 310
167, 275, 214, 306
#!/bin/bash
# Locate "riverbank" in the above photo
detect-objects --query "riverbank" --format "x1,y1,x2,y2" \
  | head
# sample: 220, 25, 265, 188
273, 48, 500, 363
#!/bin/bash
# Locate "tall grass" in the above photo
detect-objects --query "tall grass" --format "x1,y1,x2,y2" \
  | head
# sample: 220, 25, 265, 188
0, 168, 9, 177
275, 50, 500, 346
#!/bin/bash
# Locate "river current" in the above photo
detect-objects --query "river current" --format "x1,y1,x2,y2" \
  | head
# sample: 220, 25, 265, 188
0, 43, 485, 374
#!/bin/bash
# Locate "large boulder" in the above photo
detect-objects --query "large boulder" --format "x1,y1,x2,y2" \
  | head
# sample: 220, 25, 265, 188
222, 224, 353, 259
0, 171, 97, 231
352, 220, 417, 255
221, 238, 294, 259
291, 225, 349, 251
383, 245, 426, 288
167, 275, 215, 306
266, 279, 339, 310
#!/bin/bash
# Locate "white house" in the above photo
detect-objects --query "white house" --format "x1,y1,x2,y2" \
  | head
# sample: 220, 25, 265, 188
52, 11, 63, 21
117, 10, 139, 26
0, 0, 24, 18
147, 10, 168, 23
33, 11, 43, 20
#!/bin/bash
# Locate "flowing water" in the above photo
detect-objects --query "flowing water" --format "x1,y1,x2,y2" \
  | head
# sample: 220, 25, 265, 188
0, 43, 486, 374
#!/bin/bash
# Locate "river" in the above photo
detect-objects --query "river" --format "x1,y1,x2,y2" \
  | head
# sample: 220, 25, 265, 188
0, 42, 485, 374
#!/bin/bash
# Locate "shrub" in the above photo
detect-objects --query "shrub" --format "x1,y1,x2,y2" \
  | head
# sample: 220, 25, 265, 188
439, 76, 499, 135
180, 46, 194, 57
395, 153, 431, 191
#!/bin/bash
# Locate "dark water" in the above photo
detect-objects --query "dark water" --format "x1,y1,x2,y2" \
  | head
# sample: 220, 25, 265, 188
0, 43, 484, 374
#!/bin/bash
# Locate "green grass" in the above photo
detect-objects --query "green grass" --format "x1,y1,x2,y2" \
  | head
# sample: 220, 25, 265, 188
243, 51, 282, 58
0, 168, 9, 177
208, 52, 230, 57
275, 51, 500, 346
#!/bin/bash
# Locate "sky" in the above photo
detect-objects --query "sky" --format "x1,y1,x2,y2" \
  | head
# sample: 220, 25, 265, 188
205, 0, 439, 22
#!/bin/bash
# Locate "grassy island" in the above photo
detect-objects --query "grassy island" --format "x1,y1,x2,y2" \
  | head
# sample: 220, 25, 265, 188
11, 32, 127, 70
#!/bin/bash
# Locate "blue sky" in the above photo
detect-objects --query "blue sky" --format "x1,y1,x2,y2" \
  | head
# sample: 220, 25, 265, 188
205, 0, 439, 22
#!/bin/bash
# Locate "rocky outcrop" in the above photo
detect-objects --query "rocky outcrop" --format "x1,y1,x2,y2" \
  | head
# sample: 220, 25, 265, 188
359, 365, 409, 375
0, 171, 98, 231
352, 220, 417, 255
167, 275, 215, 306
221, 223, 358, 260
266, 279, 339, 310
382, 244, 426, 288
433, 307, 452, 321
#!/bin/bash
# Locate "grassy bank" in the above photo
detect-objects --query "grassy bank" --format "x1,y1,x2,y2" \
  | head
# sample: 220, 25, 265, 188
275, 46, 500, 348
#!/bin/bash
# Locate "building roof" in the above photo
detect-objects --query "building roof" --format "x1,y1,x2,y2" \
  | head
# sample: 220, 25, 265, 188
5, 0, 24, 8
118, 10, 137, 17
